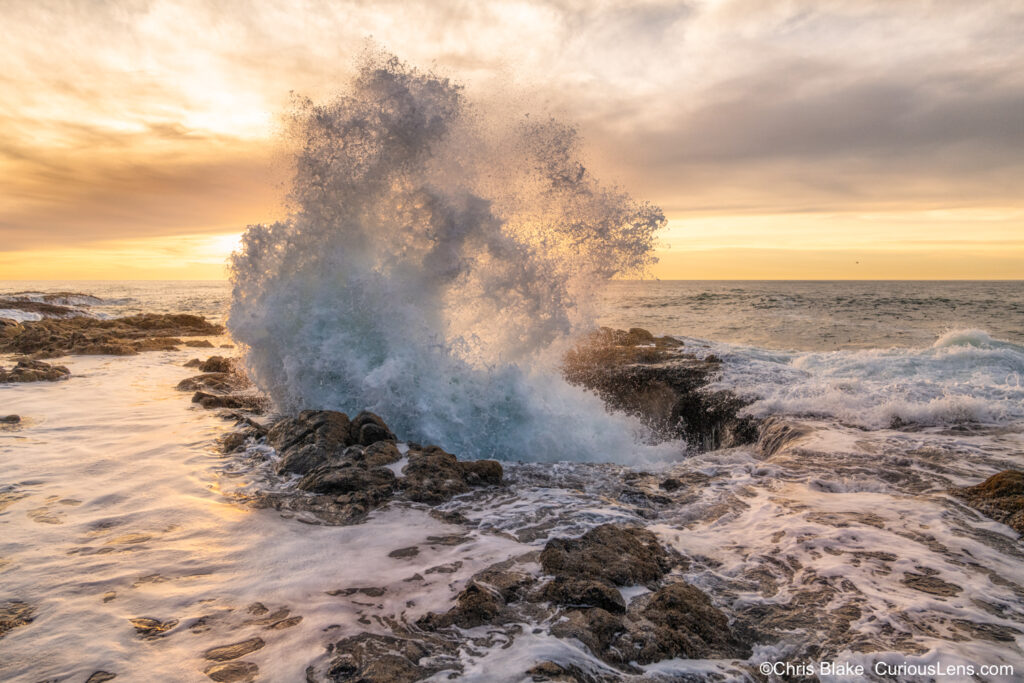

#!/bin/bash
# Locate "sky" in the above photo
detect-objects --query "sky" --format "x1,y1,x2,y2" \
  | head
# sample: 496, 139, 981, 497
1, 0, 1022, 280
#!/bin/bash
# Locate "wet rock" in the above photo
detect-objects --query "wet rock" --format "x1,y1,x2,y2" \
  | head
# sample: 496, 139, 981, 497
0, 600, 34, 638
204, 660, 258, 682
129, 616, 178, 638
608, 582, 750, 665
953, 470, 1024, 534
402, 446, 503, 503
0, 358, 70, 383
472, 566, 537, 602
268, 410, 354, 475
352, 411, 397, 446
322, 633, 447, 682
186, 339, 215, 348
204, 637, 266, 661
563, 327, 758, 450
539, 524, 676, 585
192, 391, 267, 414
757, 417, 813, 458
0, 415, 20, 423
85, 673, 117, 683
297, 463, 396, 499
902, 572, 962, 597
177, 372, 249, 393
389, 546, 419, 559
0, 313, 222, 358
184, 358, 203, 368
540, 576, 626, 613
354, 441, 402, 468
550, 608, 625, 656
659, 477, 681, 491
417, 581, 506, 629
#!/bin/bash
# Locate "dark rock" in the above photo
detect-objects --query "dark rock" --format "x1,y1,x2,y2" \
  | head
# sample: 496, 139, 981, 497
549, 608, 625, 655
540, 576, 626, 613
0, 600, 34, 638
185, 339, 215, 348
953, 470, 1024, 534
402, 446, 503, 503
540, 524, 676, 586
204, 660, 258, 682
471, 566, 537, 602
351, 411, 396, 446
268, 410, 354, 475
324, 632, 445, 682
204, 637, 266, 661
417, 582, 506, 630
659, 477, 681, 491
177, 372, 248, 393
297, 464, 396, 498
184, 358, 203, 368
563, 327, 758, 451
0, 415, 20, 424
191, 391, 266, 414
902, 572, 962, 597
608, 582, 750, 664
0, 358, 70, 383
356, 441, 402, 468
85, 673, 117, 683
389, 546, 419, 559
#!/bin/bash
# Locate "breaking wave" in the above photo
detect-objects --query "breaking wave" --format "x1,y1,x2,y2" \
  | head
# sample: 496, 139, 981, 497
228, 53, 668, 462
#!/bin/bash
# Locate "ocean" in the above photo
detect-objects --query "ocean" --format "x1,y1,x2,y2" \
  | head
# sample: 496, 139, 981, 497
2, 279, 1023, 680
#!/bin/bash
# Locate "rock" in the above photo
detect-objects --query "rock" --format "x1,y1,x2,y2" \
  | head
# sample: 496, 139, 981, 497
351, 411, 397, 446
192, 391, 266, 414
204, 660, 258, 682
129, 616, 178, 638
297, 463, 396, 498
901, 572, 962, 597
550, 608, 625, 656
471, 566, 536, 602
185, 339, 215, 348
0, 312, 223, 359
540, 576, 626, 613
659, 477, 681, 492
563, 327, 758, 450
85, 673, 117, 683
389, 546, 419, 559
540, 524, 676, 586
204, 637, 266, 661
417, 582, 506, 630
953, 470, 1024, 534
323, 633, 444, 682
608, 582, 750, 665
268, 410, 354, 475
184, 358, 203, 368
177, 372, 248, 393
354, 441, 402, 468
0, 415, 20, 424
757, 417, 813, 458
199, 356, 234, 373
0, 358, 70, 383
0, 600, 34, 638
402, 446, 503, 503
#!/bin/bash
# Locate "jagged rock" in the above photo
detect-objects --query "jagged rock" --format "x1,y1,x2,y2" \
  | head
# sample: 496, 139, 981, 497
953, 470, 1024, 534
608, 582, 750, 665
0, 600, 34, 638
540, 524, 676, 586
268, 410, 354, 475
199, 356, 234, 373
351, 411, 397, 446
297, 463, 396, 498
191, 391, 266, 414
0, 313, 222, 359
129, 616, 178, 638
563, 327, 758, 450
322, 633, 448, 682
417, 581, 507, 630
540, 576, 626, 613
472, 566, 537, 602
402, 446, 503, 503
357, 441, 403, 468
0, 358, 70, 383
550, 608, 625, 656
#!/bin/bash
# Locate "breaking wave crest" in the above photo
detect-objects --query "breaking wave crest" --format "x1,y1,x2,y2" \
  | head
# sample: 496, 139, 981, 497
228, 53, 668, 462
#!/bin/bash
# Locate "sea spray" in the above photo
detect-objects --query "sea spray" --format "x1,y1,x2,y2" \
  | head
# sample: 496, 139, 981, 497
229, 53, 670, 461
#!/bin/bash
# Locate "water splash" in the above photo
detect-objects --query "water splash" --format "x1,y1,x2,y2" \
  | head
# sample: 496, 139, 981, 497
228, 52, 668, 462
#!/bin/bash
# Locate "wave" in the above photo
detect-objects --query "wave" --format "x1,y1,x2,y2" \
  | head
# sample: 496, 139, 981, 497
711, 328, 1024, 430
228, 52, 669, 462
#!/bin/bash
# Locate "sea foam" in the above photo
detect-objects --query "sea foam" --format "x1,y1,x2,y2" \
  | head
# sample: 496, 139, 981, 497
228, 53, 669, 462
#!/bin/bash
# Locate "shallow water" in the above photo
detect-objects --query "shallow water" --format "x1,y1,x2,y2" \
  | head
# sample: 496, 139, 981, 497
2, 280, 1023, 681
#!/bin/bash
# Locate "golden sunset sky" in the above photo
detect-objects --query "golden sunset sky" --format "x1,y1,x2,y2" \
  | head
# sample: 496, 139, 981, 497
1, 0, 1022, 280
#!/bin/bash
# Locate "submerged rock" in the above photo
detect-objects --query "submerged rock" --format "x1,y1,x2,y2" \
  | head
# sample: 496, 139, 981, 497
317, 632, 453, 682
953, 470, 1024, 535
0, 358, 70, 383
0, 600, 34, 639
563, 327, 758, 450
